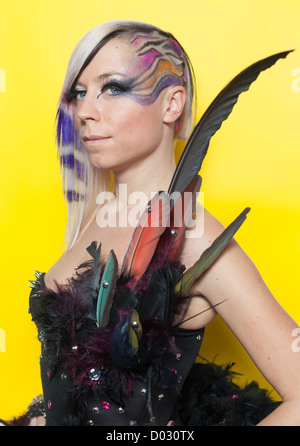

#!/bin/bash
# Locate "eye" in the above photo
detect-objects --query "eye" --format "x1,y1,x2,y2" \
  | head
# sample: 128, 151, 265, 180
103, 84, 123, 96
108, 86, 122, 95
75, 90, 87, 100
65, 88, 87, 103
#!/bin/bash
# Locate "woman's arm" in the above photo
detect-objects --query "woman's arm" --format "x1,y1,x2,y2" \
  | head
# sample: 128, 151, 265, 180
182, 208, 300, 425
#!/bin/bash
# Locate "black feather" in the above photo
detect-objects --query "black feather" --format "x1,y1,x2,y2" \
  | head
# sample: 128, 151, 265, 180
138, 266, 182, 325
71, 241, 103, 319
168, 50, 294, 195
110, 313, 140, 368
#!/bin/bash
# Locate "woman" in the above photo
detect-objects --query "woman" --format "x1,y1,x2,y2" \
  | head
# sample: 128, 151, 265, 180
17, 20, 300, 426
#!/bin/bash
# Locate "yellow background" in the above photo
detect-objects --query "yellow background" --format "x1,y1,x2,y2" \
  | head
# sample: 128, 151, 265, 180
0, 0, 299, 420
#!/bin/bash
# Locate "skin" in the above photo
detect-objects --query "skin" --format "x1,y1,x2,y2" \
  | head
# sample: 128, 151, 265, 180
44, 37, 300, 426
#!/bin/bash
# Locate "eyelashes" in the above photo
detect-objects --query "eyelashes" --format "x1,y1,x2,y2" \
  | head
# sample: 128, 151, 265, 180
65, 88, 86, 103
102, 78, 132, 96
65, 77, 133, 103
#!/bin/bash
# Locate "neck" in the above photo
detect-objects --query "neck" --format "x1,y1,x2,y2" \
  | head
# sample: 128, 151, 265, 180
113, 142, 176, 205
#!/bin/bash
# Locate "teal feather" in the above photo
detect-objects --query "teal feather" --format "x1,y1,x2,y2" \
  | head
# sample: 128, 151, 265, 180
96, 250, 118, 327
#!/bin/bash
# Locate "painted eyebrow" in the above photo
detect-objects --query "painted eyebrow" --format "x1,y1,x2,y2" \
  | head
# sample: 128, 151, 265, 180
74, 72, 128, 88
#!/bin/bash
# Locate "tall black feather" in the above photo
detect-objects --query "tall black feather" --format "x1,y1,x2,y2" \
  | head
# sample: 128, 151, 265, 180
168, 50, 293, 195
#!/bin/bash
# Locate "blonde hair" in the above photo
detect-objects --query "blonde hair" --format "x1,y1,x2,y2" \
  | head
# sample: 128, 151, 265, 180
56, 20, 196, 250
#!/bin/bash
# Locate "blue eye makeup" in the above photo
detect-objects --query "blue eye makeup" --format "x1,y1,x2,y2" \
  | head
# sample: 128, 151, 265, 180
101, 78, 132, 96
65, 76, 133, 103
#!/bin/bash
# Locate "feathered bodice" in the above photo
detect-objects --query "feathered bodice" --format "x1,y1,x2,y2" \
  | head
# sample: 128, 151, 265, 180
29, 251, 204, 426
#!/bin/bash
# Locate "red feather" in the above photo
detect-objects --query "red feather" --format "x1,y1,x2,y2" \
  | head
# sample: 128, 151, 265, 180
133, 176, 202, 292
166, 175, 202, 263
121, 191, 170, 288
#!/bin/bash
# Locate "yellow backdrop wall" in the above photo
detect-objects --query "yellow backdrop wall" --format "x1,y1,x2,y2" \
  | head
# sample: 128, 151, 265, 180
0, 0, 299, 419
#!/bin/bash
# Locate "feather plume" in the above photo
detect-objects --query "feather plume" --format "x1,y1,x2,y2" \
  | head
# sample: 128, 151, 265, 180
175, 207, 250, 295
110, 311, 140, 368
96, 250, 118, 327
135, 176, 201, 292
127, 309, 142, 350
71, 241, 103, 319
121, 191, 170, 287
167, 175, 202, 263
138, 266, 182, 325
168, 50, 294, 195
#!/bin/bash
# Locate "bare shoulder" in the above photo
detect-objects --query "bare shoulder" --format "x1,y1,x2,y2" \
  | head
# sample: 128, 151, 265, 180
178, 203, 271, 330
180, 203, 223, 265
177, 203, 229, 329
179, 204, 300, 401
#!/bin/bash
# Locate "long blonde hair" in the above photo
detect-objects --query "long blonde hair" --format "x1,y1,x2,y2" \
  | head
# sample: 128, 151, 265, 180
56, 20, 196, 250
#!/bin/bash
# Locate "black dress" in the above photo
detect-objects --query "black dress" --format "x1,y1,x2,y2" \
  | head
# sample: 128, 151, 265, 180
27, 236, 279, 426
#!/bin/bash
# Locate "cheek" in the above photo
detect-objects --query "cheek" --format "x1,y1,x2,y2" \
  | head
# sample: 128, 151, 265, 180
110, 103, 163, 141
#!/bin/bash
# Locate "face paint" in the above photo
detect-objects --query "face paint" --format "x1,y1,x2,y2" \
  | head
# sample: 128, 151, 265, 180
115, 31, 186, 105
66, 30, 186, 107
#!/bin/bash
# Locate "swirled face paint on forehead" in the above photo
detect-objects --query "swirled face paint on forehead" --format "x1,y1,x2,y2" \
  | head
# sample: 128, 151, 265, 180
66, 29, 186, 106
117, 30, 186, 105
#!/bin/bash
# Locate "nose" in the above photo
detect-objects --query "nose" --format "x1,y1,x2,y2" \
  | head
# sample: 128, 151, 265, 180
76, 92, 102, 123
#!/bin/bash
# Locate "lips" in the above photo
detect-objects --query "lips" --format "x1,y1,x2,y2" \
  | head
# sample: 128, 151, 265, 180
83, 135, 110, 142
82, 135, 111, 148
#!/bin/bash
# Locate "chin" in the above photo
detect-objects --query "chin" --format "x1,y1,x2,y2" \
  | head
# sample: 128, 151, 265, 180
87, 152, 111, 169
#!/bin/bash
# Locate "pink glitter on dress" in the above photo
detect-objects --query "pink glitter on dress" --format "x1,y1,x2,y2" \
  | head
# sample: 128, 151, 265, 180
102, 401, 110, 410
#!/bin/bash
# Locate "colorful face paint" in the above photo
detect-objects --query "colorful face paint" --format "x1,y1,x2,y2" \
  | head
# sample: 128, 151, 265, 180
58, 28, 189, 204
114, 31, 185, 105
66, 29, 186, 106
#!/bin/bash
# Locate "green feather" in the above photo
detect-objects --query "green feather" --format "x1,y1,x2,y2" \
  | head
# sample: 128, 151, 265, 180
96, 250, 118, 327
175, 207, 250, 295
127, 310, 142, 350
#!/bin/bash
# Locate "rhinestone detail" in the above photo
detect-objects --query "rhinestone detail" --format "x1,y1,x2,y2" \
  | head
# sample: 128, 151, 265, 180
102, 401, 110, 410
88, 368, 101, 381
